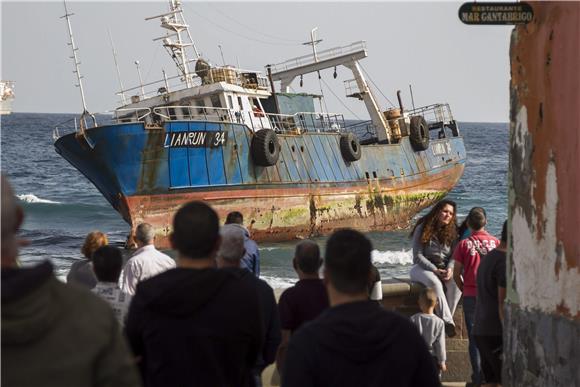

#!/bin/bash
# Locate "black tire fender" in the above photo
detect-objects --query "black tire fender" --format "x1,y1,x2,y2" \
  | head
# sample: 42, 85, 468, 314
409, 116, 430, 151
251, 129, 280, 166
339, 132, 362, 162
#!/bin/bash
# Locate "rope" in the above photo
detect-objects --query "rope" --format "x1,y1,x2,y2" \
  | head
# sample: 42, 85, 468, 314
320, 77, 362, 120
359, 62, 396, 108
184, 4, 301, 47
205, 3, 303, 44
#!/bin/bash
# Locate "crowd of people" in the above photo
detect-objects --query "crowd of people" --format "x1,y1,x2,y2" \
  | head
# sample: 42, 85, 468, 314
1, 173, 507, 387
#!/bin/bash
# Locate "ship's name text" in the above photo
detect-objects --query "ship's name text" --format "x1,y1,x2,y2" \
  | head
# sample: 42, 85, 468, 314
164, 131, 228, 148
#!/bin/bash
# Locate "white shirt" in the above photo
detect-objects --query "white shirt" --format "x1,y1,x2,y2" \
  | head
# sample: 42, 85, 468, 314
120, 244, 175, 295
92, 282, 132, 327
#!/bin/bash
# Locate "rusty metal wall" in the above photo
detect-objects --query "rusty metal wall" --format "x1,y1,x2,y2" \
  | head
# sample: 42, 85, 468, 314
506, 2, 580, 385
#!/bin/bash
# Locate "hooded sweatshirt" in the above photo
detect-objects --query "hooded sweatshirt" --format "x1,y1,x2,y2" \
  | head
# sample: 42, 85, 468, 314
228, 223, 260, 276
282, 301, 440, 387
1, 261, 140, 387
125, 267, 263, 387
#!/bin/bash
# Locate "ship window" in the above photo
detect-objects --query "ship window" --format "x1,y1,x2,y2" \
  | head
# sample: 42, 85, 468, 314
210, 94, 222, 108
227, 95, 234, 109
237, 96, 243, 109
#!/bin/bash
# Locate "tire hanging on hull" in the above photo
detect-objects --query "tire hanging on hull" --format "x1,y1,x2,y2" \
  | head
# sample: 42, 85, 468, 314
251, 129, 280, 166
409, 116, 430, 151
339, 132, 362, 162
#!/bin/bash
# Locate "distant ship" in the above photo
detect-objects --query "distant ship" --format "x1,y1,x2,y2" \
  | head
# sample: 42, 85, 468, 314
53, 1, 466, 248
0, 81, 15, 115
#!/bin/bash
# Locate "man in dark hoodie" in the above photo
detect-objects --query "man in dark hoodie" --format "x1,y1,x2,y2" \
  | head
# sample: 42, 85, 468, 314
216, 224, 281, 386
1, 175, 140, 387
125, 201, 263, 387
225, 211, 260, 276
282, 229, 440, 387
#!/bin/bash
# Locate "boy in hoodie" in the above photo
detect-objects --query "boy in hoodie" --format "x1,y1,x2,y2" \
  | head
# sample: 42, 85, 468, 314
282, 229, 440, 387
125, 201, 263, 387
410, 287, 447, 379
225, 211, 260, 276
216, 224, 281, 387
1, 175, 140, 387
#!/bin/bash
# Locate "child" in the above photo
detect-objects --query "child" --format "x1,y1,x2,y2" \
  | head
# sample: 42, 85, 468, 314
410, 287, 447, 379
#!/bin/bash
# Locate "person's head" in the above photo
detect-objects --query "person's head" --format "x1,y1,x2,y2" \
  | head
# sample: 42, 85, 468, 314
1, 175, 24, 268
135, 223, 155, 246
324, 229, 372, 296
92, 245, 123, 283
500, 219, 508, 244
466, 207, 487, 231
171, 201, 220, 259
410, 199, 458, 246
216, 224, 245, 268
81, 231, 108, 260
293, 240, 322, 276
225, 211, 243, 225
418, 287, 438, 313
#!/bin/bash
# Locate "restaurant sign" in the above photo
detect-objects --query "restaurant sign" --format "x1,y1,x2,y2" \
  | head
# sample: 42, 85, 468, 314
459, 2, 534, 25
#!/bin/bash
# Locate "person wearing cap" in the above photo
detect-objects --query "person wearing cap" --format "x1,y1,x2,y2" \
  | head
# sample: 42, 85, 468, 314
216, 224, 281, 386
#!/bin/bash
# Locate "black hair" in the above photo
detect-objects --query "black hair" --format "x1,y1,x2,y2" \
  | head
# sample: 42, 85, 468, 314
325, 229, 372, 295
294, 240, 321, 274
501, 220, 508, 243
225, 211, 243, 225
172, 201, 220, 259
92, 246, 123, 283
466, 207, 487, 231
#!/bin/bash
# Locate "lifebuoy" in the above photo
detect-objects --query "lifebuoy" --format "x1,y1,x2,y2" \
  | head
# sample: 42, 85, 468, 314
339, 132, 362, 162
409, 116, 430, 151
251, 129, 280, 166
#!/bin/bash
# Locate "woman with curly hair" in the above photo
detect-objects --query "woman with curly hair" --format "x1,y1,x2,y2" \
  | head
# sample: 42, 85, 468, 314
409, 199, 461, 336
67, 231, 108, 289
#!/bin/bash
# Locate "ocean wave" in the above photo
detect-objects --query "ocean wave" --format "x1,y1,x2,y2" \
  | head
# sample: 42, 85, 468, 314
372, 249, 413, 266
17, 194, 61, 204
261, 275, 296, 290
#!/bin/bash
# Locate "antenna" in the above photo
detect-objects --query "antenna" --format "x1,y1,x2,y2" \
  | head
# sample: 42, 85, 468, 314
61, 1, 90, 121
303, 27, 323, 63
146, 0, 199, 88
108, 28, 127, 105
135, 60, 145, 98
218, 44, 226, 66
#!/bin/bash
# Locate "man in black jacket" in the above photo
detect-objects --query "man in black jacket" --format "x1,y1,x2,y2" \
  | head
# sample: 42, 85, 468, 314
282, 229, 440, 387
216, 224, 281, 386
125, 201, 263, 387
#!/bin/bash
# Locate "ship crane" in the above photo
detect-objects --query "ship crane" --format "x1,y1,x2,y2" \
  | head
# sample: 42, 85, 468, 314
268, 40, 391, 143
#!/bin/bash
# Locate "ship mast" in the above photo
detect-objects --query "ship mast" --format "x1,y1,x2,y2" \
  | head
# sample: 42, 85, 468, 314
61, 0, 91, 128
146, 0, 200, 88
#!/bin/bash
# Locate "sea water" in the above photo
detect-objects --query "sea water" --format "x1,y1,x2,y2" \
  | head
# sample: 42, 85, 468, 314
1, 113, 508, 288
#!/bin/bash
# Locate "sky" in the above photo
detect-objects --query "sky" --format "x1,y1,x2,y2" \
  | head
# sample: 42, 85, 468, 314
1, 1, 512, 122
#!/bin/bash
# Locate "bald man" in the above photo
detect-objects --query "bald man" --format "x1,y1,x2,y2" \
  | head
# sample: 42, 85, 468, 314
1, 175, 141, 387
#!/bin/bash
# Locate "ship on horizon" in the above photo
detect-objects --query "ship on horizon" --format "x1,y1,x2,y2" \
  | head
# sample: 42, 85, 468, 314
1, 81, 15, 115
53, 0, 466, 248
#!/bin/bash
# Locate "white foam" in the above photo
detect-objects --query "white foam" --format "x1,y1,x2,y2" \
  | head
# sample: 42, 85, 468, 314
372, 249, 413, 266
17, 194, 60, 204
261, 275, 296, 290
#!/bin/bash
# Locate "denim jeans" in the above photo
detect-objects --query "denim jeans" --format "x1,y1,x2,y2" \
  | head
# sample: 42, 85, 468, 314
463, 296, 481, 384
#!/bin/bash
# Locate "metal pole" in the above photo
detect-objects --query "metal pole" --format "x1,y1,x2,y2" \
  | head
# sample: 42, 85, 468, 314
108, 28, 126, 105
62, 1, 89, 115
409, 84, 416, 111
135, 60, 145, 98
218, 45, 226, 66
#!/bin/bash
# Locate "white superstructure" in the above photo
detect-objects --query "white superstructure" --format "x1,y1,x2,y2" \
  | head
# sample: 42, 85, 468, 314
0, 81, 15, 115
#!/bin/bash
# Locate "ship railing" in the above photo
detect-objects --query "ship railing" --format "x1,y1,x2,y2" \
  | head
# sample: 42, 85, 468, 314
290, 112, 345, 134
269, 41, 367, 74
343, 120, 380, 143
113, 107, 153, 123
406, 103, 455, 128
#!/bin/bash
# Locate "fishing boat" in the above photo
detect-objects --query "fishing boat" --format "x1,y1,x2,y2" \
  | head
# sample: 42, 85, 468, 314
53, 1, 466, 248
0, 81, 15, 115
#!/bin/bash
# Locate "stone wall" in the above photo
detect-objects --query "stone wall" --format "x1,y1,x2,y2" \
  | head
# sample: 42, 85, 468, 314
507, 2, 580, 386
381, 278, 471, 383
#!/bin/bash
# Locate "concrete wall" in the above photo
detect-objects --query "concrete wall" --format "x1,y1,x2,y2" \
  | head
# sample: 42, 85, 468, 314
506, 2, 580, 385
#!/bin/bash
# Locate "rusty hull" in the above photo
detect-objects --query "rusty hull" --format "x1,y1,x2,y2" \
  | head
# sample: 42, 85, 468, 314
119, 162, 463, 249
